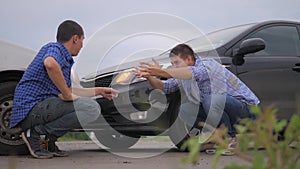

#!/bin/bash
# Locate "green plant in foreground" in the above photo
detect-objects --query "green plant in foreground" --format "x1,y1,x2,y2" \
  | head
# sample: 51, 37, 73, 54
182, 105, 300, 169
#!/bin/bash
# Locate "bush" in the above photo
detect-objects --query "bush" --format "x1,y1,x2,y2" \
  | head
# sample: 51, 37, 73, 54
182, 105, 300, 169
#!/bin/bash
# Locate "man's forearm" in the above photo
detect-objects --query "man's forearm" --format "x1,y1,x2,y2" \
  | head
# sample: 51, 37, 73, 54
72, 87, 97, 97
149, 67, 192, 80
147, 76, 164, 90
164, 67, 192, 80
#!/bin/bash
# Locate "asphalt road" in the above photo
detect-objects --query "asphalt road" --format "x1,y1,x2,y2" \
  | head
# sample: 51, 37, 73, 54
0, 141, 249, 169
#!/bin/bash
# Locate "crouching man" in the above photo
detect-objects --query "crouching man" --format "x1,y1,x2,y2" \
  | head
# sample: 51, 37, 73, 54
10, 20, 118, 159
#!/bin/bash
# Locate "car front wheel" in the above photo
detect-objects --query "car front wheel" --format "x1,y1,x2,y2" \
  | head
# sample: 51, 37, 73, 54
168, 118, 200, 151
0, 81, 28, 155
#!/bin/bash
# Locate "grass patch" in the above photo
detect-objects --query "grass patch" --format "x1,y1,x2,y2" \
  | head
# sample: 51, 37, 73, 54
140, 136, 171, 142
58, 132, 91, 142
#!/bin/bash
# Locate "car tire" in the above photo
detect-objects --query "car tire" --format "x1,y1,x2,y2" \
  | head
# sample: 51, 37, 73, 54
168, 118, 200, 151
0, 81, 28, 155
94, 130, 140, 150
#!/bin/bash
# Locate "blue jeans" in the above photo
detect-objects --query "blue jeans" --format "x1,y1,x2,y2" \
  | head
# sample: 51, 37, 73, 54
20, 97, 100, 138
179, 94, 255, 137
179, 102, 206, 130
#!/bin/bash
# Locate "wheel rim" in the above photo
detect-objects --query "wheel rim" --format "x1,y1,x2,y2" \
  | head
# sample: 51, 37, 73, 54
0, 95, 23, 145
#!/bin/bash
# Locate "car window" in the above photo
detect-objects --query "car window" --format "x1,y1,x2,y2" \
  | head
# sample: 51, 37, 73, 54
186, 24, 255, 52
249, 26, 300, 56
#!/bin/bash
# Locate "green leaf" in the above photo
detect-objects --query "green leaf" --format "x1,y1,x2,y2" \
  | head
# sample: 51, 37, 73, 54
289, 115, 300, 130
274, 120, 287, 133
236, 125, 247, 134
212, 149, 223, 169
252, 154, 267, 169
180, 136, 200, 165
239, 136, 250, 152
251, 106, 261, 115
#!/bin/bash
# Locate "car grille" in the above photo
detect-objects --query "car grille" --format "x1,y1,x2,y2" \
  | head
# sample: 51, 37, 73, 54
81, 75, 113, 88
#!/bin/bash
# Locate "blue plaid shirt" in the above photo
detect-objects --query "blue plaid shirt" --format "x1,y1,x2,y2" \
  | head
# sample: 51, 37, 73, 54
163, 57, 260, 105
10, 42, 74, 128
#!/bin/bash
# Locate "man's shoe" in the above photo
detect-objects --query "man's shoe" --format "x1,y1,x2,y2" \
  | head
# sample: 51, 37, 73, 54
200, 142, 217, 152
49, 145, 69, 157
21, 129, 53, 159
221, 137, 238, 156
48, 136, 68, 157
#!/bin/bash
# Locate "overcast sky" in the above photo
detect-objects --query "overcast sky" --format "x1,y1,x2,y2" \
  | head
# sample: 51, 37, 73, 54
1, 0, 299, 77
1, 0, 299, 50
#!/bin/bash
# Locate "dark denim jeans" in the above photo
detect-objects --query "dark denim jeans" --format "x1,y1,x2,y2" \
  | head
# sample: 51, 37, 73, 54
21, 97, 100, 138
179, 94, 255, 137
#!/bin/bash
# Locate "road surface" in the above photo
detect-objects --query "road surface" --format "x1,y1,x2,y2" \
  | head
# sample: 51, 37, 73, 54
0, 140, 249, 169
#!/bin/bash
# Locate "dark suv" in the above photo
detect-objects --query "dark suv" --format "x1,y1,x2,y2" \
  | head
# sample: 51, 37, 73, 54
0, 20, 299, 154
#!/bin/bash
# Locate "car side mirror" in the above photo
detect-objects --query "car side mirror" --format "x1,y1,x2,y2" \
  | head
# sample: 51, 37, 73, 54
232, 38, 266, 65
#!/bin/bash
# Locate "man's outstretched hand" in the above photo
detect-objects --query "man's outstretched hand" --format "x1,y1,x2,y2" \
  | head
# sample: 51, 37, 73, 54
97, 87, 119, 100
134, 58, 171, 78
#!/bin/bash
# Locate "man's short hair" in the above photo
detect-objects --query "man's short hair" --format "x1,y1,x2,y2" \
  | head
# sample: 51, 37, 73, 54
169, 44, 196, 61
56, 20, 84, 42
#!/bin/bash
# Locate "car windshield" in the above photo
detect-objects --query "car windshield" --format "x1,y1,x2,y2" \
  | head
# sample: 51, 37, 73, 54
82, 23, 256, 79
185, 23, 255, 52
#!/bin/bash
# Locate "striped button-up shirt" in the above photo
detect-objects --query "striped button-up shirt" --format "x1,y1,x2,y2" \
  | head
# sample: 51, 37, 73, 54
163, 57, 260, 105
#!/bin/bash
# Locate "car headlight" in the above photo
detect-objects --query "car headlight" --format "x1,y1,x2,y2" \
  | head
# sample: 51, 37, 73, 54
113, 70, 145, 85
114, 72, 132, 84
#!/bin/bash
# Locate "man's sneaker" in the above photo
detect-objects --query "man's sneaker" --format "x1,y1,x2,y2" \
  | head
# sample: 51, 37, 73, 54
21, 129, 53, 159
200, 142, 217, 152
228, 137, 238, 149
48, 136, 68, 157
221, 137, 238, 156
201, 142, 217, 154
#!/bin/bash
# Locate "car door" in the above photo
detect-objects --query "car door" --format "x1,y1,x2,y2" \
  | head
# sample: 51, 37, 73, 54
233, 24, 300, 120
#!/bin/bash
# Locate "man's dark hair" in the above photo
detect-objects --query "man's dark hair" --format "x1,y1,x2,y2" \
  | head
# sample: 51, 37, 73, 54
169, 44, 196, 62
56, 20, 84, 42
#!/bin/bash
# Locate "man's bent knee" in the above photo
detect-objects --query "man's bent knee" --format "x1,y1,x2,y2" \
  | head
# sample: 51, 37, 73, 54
74, 98, 101, 125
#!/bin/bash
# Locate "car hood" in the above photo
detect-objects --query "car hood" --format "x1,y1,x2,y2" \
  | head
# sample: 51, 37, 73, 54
82, 51, 171, 80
